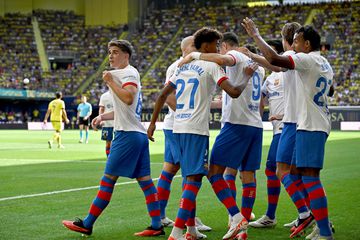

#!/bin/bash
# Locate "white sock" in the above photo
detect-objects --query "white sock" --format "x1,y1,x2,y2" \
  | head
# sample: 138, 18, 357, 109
231, 212, 244, 225
186, 226, 197, 235
299, 211, 311, 219
170, 226, 183, 239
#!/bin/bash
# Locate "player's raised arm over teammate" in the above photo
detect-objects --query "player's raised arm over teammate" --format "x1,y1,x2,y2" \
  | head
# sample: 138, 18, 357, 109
243, 18, 335, 240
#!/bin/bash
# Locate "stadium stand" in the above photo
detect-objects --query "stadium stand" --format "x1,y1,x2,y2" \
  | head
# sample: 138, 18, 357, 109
0, 13, 41, 90
312, 1, 360, 106
0, 1, 359, 108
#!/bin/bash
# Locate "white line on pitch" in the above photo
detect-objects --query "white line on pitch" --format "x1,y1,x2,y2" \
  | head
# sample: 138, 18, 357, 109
0, 175, 181, 202
0, 159, 164, 166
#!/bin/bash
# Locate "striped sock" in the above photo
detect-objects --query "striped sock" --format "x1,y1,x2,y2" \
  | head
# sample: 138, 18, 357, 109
85, 131, 89, 142
186, 205, 197, 237
281, 173, 309, 215
80, 130, 83, 140
83, 175, 116, 228
291, 174, 311, 208
224, 174, 237, 201
174, 181, 201, 230
241, 182, 256, 221
302, 176, 332, 237
138, 179, 161, 229
157, 171, 175, 218
186, 201, 196, 227
265, 168, 281, 219
209, 174, 240, 216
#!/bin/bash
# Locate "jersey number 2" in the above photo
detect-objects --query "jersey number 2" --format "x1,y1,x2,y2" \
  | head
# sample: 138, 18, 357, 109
313, 77, 328, 107
252, 72, 261, 101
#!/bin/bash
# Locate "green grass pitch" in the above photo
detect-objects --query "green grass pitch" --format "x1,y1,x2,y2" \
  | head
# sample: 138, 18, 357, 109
0, 130, 359, 239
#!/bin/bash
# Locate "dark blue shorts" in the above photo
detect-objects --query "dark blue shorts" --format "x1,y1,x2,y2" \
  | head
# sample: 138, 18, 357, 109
101, 127, 114, 141
276, 122, 296, 165
79, 117, 90, 126
210, 122, 263, 171
296, 130, 328, 169
105, 131, 150, 178
173, 133, 209, 177
266, 133, 281, 171
163, 129, 180, 165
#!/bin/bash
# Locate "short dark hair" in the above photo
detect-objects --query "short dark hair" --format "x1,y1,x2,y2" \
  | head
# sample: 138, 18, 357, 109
266, 39, 284, 54
55, 92, 62, 99
244, 44, 258, 54
108, 39, 133, 57
281, 22, 301, 46
193, 27, 223, 50
296, 25, 321, 51
222, 32, 239, 47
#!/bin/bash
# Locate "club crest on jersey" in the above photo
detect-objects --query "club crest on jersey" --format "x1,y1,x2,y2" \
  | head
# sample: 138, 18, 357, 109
274, 79, 280, 86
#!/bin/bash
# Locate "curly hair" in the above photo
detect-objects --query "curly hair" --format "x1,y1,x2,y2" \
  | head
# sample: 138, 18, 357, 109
193, 27, 223, 50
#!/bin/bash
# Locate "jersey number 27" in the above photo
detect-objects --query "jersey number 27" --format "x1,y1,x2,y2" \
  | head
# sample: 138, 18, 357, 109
176, 78, 199, 109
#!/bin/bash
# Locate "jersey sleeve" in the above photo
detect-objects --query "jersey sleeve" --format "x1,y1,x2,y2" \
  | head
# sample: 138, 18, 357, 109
99, 94, 105, 107
167, 67, 179, 89
261, 79, 268, 96
61, 100, 65, 109
288, 52, 312, 70
209, 63, 228, 86
122, 75, 138, 88
77, 104, 81, 111
165, 61, 178, 84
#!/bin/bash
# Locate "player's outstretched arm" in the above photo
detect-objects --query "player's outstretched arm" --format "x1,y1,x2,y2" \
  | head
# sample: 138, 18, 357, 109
178, 52, 235, 67
239, 47, 282, 72
148, 84, 175, 142
242, 17, 293, 69
219, 78, 248, 98
198, 52, 235, 66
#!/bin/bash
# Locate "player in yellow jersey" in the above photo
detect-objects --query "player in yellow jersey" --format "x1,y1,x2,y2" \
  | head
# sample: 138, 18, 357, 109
43, 92, 70, 149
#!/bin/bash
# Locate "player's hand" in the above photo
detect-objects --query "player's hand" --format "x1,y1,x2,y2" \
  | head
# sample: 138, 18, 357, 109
102, 71, 113, 84
269, 114, 284, 121
65, 118, 70, 124
91, 116, 102, 131
244, 62, 258, 76
43, 120, 47, 124
76, 119, 79, 124
83, 116, 88, 121
147, 123, 156, 142
241, 17, 260, 38
178, 53, 195, 67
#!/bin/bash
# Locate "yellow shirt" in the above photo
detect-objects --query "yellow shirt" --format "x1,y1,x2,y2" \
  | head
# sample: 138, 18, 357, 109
48, 99, 65, 122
